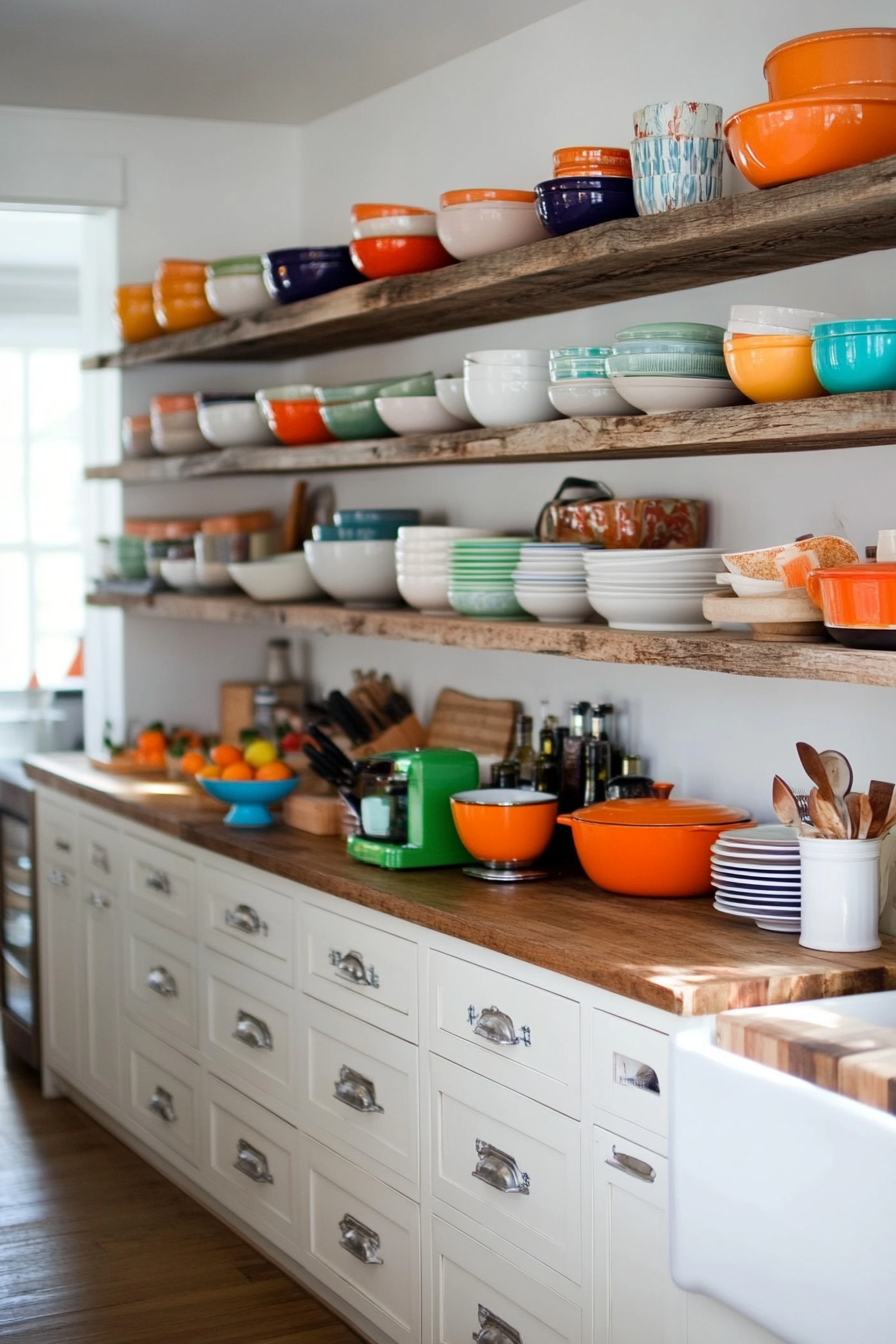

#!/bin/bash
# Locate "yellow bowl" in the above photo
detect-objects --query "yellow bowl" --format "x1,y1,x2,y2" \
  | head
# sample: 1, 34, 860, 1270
723, 335, 828, 403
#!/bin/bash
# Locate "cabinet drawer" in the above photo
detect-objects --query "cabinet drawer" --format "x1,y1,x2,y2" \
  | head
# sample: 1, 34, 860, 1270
122, 1020, 200, 1167
201, 863, 294, 984
38, 800, 78, 866
205, 1073, 297, 1253
430, 1055, 581, 1282
430, 949, 581, 1117
123, 833, 195, 936
302, 901, 418, 1042
81, 817, 120, 889
432, 1216, 582, 1344
201, 950, 295, 1115
592, 1011, 668, 1138
301, 997, 418, 1188
123, 913, 198, 1049
299, 1134, 420, 1344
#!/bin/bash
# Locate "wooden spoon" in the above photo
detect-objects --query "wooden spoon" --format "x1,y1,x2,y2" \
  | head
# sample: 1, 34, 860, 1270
878, 791, 896, 839
858, 793, 874, 841
819, 749, 854, 798
797, 742, 837, 806
845, 792, 862, 840
772, 775, 804, 831
810, 787, 847, 839
867, 780, 895, 838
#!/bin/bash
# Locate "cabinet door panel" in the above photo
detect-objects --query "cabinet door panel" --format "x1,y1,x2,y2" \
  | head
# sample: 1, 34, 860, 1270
81, 884, 120, 1110
201, 863, 294, 984
301, 901, 418, 1042
123, 833, 195, 937
122, 1020, 200, 1168
38, 800, 77, 868
80, 817, 120, 890
40, 862, 79, 1074
592, 1010, 668, 1138
201, 950, 296, 1116
123, 913, 198, 1049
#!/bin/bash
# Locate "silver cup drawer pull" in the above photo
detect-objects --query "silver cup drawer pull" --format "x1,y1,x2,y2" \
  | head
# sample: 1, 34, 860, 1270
146, 966, 178, 998
329, 948, 379, 989
338, 1213, 383, 1265
468, 1004, 531, 1048
90, 843, 110, 872
48, 869, 69, 888
147, 1086, 176, 1123
233, 1009, 273, 1051
233, 1138, 273, 1184
606, 1145, 656, 1184
85, 889, 111, 909
144, 868, 172, 895
474, 1305, 524, 1344
224, 903, 268, 936
334, 1065, 383, 1114
472, 1139, 530, 1195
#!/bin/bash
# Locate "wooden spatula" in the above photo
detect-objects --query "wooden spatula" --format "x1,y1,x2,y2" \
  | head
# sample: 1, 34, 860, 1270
868, 781, 896, 838
283, 480, 306, 553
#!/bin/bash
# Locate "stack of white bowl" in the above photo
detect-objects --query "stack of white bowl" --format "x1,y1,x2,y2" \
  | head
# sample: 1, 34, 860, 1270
463, 349, 561, 429
513, 543, 593, 625
395, 526, 492, 614
583, 548, 726, 631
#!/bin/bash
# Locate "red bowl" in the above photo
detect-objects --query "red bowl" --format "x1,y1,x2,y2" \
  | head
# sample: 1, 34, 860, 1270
349, 235, 455, 279
259, 396, 336, 447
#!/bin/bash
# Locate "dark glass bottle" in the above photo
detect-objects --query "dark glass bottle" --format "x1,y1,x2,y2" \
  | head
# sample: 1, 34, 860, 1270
535, 715, 561, 796
583, 704, 613, 806
510, 713, 536, 787
560, 701, 590, 811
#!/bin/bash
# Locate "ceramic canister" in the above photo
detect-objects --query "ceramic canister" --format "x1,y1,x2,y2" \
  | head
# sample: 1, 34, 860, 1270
798, 836, 882, 952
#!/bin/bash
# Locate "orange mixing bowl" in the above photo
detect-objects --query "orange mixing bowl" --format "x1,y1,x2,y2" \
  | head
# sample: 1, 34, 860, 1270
351, 203, 435, 223
114, 283, 163, 343
806, 563, 896, 627
259, 395, 336, 446
153, 259, 220, 331
450, 789, 558, 865
764, 27, 896, 101
553, 146, 632, 177
725, 94, 896, 189
349, 235, 454, 279
723, 335, 827, 402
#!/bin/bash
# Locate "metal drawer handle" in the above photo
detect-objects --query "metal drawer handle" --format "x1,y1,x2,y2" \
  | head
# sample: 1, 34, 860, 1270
48, 869, 69, 888
85, 889, 111, 909
468, 1004, 531, 1048
147, 1086, 176, 1123
606, 1146, 656, 1184
338, 1213, 383, 1265
233, 1009, 273, 1051
473, 1305, 523, 1344
225, 903, 268, 936
334, 1065, 383, 1114
233, 1138, 273, 1184
90, 843, 110, 872
146, 966, 178, 998
145, 868, 171, 895
329, 948, 379, 989
54, 838, 71, 853
472, 1139, 529, 1195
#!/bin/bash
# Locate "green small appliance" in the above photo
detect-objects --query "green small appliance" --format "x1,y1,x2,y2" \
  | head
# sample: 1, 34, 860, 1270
347, 748, 479, 870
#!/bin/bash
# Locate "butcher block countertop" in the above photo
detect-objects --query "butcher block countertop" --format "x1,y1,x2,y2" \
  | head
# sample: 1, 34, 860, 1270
25, 753, 896, 1018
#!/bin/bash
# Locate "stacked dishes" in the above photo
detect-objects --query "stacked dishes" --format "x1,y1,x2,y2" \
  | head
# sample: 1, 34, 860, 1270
195, 394, 277, 448
375, 373, 470, 435
256, 384, 335, 446
350, 202, 453, 277
448, 538, 529, 620
463, 349, 559, 429
315, 375, 415, 441
150, 394, 210, 454
305, 509, 419, 608
536, 146, 636, 236
114, 284, 163, 344
513, 544, 592, 625
122, 414, 154, 459
552, 146, 633, 179
262, 246, 361, 305
724, 304, 834, 402
434, 377, 479, 426
631, 101, 724, 215
712, 824, 801, 932
583, 547, 726, 631
548, 346, 638, 418
396, 526, 492, 614
606, 321, 744, 415
205, 256, 277, 318
153, 259, 220, 332
193, 511, 280, 591
437, 189, 547, 261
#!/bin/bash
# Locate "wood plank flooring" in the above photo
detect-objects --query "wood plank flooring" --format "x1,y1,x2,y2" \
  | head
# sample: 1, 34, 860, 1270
0, 1054, 362, 1344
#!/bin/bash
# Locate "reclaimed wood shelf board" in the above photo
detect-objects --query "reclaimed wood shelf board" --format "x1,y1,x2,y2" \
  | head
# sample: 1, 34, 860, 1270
84, 391, 896, 481
85, 590, 896, 687
82, 155, 896, 371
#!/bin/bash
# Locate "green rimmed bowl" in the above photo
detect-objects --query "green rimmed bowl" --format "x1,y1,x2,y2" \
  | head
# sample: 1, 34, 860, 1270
448, 587, 527, 619
206, 254, 264, 277
315, 376, 416, 405
320, 399, 395, 440
614, 321, 726, 344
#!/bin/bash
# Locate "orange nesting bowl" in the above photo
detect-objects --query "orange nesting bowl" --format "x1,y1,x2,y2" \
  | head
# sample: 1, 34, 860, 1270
258, 393, 336, 447
450, 789, 559, 867
724, 94, 896, 189
153, 259, 220, 331
114, 283, 163, 343
723, 335, 827, 402
351, 203, 435, 223
349, 235, 454, 279
149, 393, 198, 416
764, 27, 896, 101
552, 146, 632, 178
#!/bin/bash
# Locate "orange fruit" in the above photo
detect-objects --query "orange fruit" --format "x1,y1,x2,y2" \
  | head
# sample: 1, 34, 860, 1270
221, 762, 254, 781
180, 750, 207, 777
135, 750, 166, 768
211, 743, 243, 767
256, 761, 293, 782
198, 764, 222, 779
137, 728, 167, 755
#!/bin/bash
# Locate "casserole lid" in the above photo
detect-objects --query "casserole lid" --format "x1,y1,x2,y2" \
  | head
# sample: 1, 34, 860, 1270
566, 792, 751, 827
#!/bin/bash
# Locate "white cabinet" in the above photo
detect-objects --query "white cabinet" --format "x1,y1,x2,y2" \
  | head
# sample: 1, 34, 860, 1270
123, 912, 198, 1050
40, 857, 79, 1074
123, 831, 195, 937
81, 881, 121, 1111
201, 860, 295, 984
201, 948, 296, 1117
122, 1019, 201, 1169
301, 900, 418, 1042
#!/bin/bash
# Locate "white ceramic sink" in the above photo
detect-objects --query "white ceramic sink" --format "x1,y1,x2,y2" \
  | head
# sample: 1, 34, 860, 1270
669, 990, 896, 1344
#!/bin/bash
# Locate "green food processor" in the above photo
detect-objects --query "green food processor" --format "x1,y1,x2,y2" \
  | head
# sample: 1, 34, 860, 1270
347, 748, 479, 869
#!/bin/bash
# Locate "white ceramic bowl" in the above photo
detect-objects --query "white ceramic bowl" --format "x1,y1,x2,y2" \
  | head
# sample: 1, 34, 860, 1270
434, 377, 479, 426
160, 558, 199, 590
548, 381, 639, 418
583, 551, 725, 573
353, 213, 437, 240
586, 578, 718, 593
397, 526, 492, 542
227, 551, 324, 602
465, 349, 550, 367
204, 272, 277, 319
725, 320, 809, 338
304, 539, 401, 607
514, 585, 594, 624
150, 411, 209, 454
437, 203, 548, 260
723, 573, 786, 597
195, 558, 235, 590
585, 590, 713, 629
607, 375, 746, 415
463, 377, 561, 428
397, 571, 452, 612
374, 395, 470, 435
464, 362, 550, 382
196, 400, 277, 448
728, 304, 838, 332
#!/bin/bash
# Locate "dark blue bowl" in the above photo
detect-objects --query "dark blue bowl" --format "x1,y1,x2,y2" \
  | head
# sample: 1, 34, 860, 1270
534, 177, 637, 237
262, 247, 365, 305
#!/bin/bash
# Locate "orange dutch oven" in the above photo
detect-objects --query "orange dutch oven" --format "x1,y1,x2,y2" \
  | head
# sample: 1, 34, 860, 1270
558, 786, 753, 897
806, 563, 896, 628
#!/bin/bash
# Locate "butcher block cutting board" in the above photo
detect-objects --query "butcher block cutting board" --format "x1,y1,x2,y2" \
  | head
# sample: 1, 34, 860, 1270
703, 588, 826, 642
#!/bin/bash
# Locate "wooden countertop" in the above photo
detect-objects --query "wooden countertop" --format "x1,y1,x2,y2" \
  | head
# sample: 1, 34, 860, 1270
26, 753, 896, 1018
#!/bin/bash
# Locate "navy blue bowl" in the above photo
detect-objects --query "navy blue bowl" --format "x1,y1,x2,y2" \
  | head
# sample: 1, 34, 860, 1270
262, 247, 365, 305
534, 177, 637, 237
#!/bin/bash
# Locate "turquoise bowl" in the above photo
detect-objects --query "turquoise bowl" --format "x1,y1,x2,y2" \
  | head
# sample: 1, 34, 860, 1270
198, 776, 299, 827
811, 320, 896, 394
320, 399, 395, 440
312, 523, 402, 541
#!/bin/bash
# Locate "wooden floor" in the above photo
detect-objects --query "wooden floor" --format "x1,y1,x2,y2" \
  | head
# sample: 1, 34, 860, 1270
0, 1053, 362, 1343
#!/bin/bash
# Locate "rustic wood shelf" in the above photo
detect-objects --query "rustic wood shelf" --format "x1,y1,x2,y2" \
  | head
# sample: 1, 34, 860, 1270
85, 391, 896, 481
82, 155, 896, 371
86, 590, 896, 688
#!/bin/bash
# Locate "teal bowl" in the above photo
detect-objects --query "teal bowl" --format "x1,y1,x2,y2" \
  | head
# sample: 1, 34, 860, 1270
320, 399, 395, 440
198, 775, 299, 827
811, 319, 896, 394
313, 523, 402, 541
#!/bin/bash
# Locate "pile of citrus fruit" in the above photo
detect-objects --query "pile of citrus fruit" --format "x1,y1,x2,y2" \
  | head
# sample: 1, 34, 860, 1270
179, 738, 294, 783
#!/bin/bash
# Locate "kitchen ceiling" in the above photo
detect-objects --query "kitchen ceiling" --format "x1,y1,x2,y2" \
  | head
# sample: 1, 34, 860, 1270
0, 0, 582, 125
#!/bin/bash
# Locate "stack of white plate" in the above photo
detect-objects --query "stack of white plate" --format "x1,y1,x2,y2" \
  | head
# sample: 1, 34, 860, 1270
394, 526, 491, 614
512, 543, 592, 625
711, 823, 801, 932
582, 548, 726, 631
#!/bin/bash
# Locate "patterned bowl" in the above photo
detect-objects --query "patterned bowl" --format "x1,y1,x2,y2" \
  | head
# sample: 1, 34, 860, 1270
633, 172, 723, 215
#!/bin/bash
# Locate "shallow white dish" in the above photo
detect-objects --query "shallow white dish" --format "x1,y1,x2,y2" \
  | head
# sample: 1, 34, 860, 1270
160, 558, 199, 591
374, 395, 469, 435
204, 272, 277, 319
728, 304, 838, 332
514, 586, 594, 624
398, 526, 492, 542
437, 205, 548, 260
716, 823, 798, 845
721, 573, 787, 597
712, 903, 801, 931
353, 213, 437, 240
305, 538, 401, 607
548, 381, 639, 418
586, 589, 712, 629
464, 377, 560, 429
197, 400, 277, 449
434, 377, 479, 426
608, 374, 746, 415
227, 551, 323, 603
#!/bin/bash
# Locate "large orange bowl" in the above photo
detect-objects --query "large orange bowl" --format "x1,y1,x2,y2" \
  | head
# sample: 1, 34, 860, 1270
450, 789, 558, 865
723, 335, 827, 402
114, 284, 163, 343
349, 235, 454, 279
764, 28, 896, 101
725, 94, 896, 189
806, 563, 896, 627
258, 393, 336, 446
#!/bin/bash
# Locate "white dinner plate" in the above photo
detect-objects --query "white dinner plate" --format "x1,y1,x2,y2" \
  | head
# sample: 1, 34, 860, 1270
713, 902, 801, 932
710, 870, 801, 887
716, 823, 798, 846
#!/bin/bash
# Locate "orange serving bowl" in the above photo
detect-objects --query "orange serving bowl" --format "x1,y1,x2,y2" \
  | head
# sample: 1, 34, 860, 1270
351, 203, 435, 223
259, 395, 336, 447
724, 94, 896, 189
349, 235, 455, 279
764, 27, 896, 101
150, 393, 198, 416
806, 563, 896, 628
450, 789, 559, 866
440, 188, 536, 208
723, 335, 827, 402
153, 259, 220, 331
114, 283, 163, 343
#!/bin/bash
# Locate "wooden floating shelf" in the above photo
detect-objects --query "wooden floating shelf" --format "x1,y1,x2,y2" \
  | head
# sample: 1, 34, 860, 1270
82, 155, 896, 371
86, 591, 896, 688
85, 391, 896, 482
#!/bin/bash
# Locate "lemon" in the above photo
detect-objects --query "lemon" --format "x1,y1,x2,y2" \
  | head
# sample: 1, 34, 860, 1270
244, 738, 278, 768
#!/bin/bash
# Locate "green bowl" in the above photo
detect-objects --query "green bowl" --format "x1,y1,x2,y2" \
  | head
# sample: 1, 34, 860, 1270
379, 372, 437, 397
315, 376, 416, 405
207, 255, 264, 277
448, 587, 526, 618
320, 399, 395, 440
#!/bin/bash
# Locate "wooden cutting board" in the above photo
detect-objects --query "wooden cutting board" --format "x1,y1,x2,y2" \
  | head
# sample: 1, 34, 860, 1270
425, 688, 519, 759
839, 1047, 896, 1115
703, 588, 826, 642
717, 1006, 896, 1094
